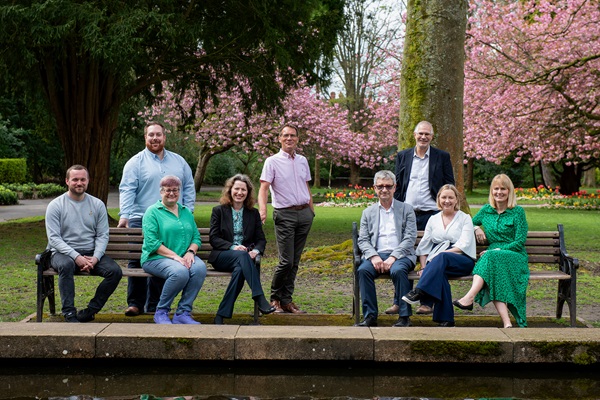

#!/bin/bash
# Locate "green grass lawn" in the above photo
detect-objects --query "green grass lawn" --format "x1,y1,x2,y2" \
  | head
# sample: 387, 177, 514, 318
2, 201, 599, 324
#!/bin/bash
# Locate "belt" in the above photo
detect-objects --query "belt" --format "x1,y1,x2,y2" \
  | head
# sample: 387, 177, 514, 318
414, 209, 437, 216
278, 204, 310, 211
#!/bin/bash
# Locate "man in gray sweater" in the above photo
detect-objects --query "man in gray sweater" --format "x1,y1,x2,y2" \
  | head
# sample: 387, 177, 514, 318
45, 165, 123, 322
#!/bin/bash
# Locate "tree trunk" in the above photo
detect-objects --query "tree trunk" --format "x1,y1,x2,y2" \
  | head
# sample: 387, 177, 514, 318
40, 48, 120, 204
399, 0, 468, 197
465, 157, 474, 193
194, 150, 213, 193
558, 163, 582, 195
540, 162, 557, 188
583, 167, 597, 188
349, 163, 360, 186
313, 157, 321, 188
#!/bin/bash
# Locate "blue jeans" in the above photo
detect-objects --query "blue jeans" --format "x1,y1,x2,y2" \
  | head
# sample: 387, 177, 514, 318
358, 252, 415, 319
142, 257, 207, 314
51, 251, 123, 316
212, 250, 264, 318
126, 217, 164, 312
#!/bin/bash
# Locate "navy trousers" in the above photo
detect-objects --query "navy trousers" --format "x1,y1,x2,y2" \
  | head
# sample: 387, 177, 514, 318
416, 252, 475, 323
358, 252, 415, 319
212, 250, 264, 318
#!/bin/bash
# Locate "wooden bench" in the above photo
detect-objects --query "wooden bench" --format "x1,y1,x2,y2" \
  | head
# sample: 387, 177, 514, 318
35, 227, 261, 323
351, 222, 579, 327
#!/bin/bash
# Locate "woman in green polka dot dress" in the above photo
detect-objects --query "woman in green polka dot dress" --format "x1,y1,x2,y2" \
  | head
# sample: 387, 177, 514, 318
453, 174, 529, 328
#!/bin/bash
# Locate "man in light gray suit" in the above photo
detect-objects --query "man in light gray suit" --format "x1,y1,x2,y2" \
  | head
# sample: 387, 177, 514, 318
356, 170, 417, 327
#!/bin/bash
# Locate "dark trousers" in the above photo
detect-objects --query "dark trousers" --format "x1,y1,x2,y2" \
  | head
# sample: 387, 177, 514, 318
51, 251, 123, 315
271, 207, 314, 305
392, 209, 440, 307
212, 250, 265, 318
416, 252, 475, 323
126, 218, 164, 312
358, 252, 415, 319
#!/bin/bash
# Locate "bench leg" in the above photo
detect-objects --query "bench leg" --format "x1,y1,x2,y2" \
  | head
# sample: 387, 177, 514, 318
37, 275, 56, 322
353, 271, 360, 325
556, 279, 577, 327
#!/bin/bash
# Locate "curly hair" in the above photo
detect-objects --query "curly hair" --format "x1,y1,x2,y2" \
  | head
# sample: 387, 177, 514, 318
220, 174, 255, 209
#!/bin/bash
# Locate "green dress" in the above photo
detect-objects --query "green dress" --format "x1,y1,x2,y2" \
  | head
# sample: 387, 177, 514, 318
472, 204, 529, 327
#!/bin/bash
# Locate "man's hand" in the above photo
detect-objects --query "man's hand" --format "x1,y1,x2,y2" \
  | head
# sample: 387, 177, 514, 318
259, 208, 267, 224
117, 218, 129, 228
381, 256, 396, 273
75, 255, 95, 272
370, 255, 384, 273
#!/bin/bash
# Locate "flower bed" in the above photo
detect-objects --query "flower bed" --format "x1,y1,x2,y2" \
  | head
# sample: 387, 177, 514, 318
516, 186, 600, 210
317, 185, 377, 207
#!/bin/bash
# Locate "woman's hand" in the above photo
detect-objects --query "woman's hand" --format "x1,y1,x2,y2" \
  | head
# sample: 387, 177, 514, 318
474, 227, 487, 244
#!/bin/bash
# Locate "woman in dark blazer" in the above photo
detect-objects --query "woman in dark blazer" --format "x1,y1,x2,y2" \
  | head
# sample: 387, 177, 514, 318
209, 174, 276, 324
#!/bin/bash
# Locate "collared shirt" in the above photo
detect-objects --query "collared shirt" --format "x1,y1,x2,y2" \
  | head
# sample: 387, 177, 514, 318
141, 200, 201, 265
119, 148, 196, 220
375, 201, 400, 253
260, 149, 311, 209
405, 147, 438, 212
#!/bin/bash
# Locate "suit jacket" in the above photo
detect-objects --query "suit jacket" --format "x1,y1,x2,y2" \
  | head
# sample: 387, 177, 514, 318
357, 199, 417, 264
208, 205, 267, 264
393, 146, 455, 203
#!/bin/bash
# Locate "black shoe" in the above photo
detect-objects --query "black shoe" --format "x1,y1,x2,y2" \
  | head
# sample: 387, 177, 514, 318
76, 308, 96, 322
214, 315, 224, 325
64, 312, 79, 323
438, 321, 455, 327
453, 299, 473, 311
402, 289, 422, 305
393, 316, 412, 327
255, 295, 277, 315
355, 316, 377, 327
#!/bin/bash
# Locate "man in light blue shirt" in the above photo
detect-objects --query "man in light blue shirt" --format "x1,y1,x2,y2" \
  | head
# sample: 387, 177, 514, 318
118, 122, 196, 316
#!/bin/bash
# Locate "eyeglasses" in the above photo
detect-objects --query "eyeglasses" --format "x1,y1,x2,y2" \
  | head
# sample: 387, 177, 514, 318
161, 188, 180, 194
374, 184, 394, 191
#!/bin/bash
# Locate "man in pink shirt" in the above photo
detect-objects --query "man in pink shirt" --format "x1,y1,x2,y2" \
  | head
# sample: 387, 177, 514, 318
258, 125, 315, 314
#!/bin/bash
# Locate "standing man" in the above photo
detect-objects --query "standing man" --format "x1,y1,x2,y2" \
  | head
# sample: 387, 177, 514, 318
118, 121, 196, 316
389, 120, 455, 315
258, 124, 315, 314
45, 165, 123, 322
355, 170, 417, 327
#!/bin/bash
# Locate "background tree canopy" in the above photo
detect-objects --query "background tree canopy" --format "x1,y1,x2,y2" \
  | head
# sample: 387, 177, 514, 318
0, 0, 344, 202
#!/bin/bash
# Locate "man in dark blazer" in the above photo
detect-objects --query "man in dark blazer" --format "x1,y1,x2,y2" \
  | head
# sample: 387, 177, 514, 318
389, 120, 455, 315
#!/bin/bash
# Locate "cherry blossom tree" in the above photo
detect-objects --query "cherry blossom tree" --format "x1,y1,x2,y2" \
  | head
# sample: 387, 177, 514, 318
464, 0, 600, 194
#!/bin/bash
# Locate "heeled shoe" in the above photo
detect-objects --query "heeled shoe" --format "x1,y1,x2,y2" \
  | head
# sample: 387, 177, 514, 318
452, 299, 473, 311
255, 295, 277, 315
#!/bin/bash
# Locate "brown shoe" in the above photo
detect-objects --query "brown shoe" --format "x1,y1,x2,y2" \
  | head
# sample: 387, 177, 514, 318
124, 306, 140, 317
416, 304, 433, 315
281, 302, 307, 314
384, 304, 400, 315
270, 300, 284, 313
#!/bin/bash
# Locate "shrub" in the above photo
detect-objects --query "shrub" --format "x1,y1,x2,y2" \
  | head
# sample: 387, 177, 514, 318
2, 183, 64, 199
0, 185, 18, 205
0, 158, 27, 183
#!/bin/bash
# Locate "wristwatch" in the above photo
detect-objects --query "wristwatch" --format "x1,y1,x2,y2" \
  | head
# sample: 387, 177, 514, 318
187, 249, 196, 256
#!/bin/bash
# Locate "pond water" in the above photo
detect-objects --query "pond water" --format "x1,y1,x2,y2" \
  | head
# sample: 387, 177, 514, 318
1, 362, 599, 400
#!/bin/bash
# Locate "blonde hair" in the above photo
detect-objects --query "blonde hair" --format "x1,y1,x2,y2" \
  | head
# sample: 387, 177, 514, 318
436, 184, 460, 211
489, 174, 517, 209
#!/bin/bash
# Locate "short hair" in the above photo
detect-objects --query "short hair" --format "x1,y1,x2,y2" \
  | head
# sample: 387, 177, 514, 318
436, 184, 461, 211
66, 165, 88, 179
373, 170, 396, 185
413, 120, 434, 135
160, 175, 182, 189
489, 174, 517, 209
220, 174, 255, 209
279, 124, 298, 136
144, 121, 165, 135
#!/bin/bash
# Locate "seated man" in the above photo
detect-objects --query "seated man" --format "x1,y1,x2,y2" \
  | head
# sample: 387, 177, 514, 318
45, 165, 123, 322
356, 170, 417, 327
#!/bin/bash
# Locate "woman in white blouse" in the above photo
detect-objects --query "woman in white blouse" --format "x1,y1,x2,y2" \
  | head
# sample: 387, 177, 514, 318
401, 184, 476, 327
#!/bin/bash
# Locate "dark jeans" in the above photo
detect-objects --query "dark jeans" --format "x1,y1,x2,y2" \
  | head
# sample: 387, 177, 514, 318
358, 252, 415, 319
271, 207, 314, 305
51, 250, 123, 315
212, 250, 264, 318
416, 252, 475, 323
126, 218, 164, 312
